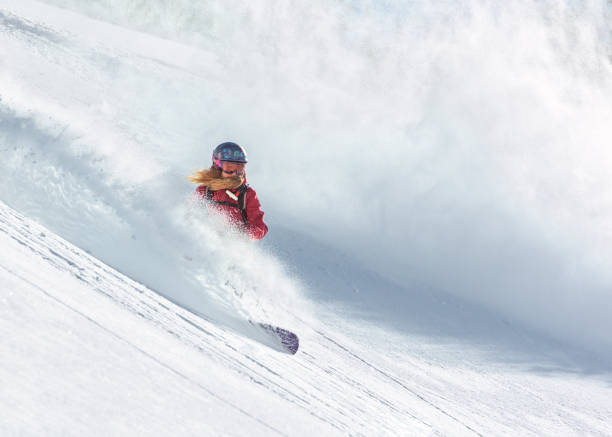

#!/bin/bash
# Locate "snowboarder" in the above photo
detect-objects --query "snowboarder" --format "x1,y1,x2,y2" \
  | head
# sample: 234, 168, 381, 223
188, 143, 298, 354
189, 142, 268, 240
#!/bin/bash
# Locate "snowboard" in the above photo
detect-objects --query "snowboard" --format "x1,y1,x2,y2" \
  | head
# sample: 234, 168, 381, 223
253, 322, 300, 355
179, 301, 299, 355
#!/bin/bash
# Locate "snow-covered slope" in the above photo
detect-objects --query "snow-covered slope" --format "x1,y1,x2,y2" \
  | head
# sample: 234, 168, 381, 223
3, 198, 612, 436
1, 0, 612, 435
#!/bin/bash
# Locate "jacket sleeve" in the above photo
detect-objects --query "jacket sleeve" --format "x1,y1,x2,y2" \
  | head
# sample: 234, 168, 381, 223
195, 185, 207, 200
245, 188, 268, 240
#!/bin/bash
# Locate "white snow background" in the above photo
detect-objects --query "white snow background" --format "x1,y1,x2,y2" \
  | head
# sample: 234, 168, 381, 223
1, 0, 612, 435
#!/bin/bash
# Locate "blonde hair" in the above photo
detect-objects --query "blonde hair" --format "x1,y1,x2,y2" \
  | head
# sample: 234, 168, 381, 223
188, 165, 244, 191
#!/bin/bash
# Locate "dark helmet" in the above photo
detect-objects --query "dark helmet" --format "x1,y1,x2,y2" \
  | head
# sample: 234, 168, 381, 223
212, 142, 248, 168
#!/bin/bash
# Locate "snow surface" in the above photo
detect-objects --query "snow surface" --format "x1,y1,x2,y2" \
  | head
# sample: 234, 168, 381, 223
1, 0, 612, 435
2, 191, 612, 436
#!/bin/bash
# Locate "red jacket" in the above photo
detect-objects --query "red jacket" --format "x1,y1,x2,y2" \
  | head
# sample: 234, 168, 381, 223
195, 184, 268, 240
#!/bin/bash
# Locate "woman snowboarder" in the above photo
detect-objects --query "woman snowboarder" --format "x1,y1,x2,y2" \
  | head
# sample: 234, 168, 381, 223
189, 142, 268, 240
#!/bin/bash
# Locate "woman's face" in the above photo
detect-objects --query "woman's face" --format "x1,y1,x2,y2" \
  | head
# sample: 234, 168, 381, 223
220, 161, 246, 178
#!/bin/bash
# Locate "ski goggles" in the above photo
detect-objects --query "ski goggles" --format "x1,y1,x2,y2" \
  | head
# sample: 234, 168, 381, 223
218, 160, 246, 175
216, 159, 246, 168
